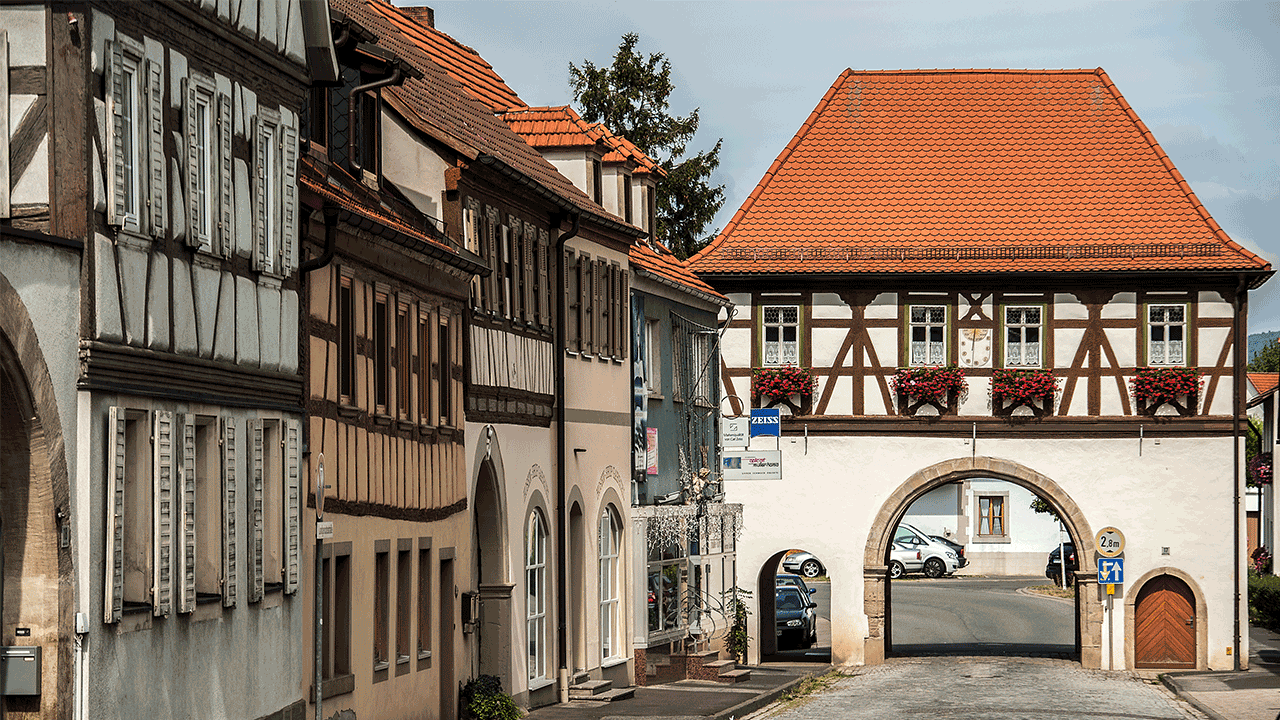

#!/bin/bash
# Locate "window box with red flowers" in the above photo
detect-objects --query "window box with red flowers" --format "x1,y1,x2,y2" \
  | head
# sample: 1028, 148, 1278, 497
1249, 452, 1273, 487
991, 368, 1058, 419
1130, 367, 1201, 417
891, 366, 967, 417
752, 365, 818, 415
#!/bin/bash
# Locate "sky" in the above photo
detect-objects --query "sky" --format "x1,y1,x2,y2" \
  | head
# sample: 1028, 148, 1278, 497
422, 1, 1280, 330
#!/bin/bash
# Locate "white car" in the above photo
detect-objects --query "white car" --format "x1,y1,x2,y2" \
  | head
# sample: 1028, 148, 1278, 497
893, 522, 960, 577
888, 541, 923, 579
782, 550, 825, 578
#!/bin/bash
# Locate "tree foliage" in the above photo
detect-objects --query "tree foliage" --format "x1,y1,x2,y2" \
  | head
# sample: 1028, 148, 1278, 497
1250, 341, 1280, 372
569, 33, 725, 259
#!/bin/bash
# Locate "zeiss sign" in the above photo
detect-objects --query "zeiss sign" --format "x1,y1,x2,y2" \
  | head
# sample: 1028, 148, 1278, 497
749, 408, 781, 437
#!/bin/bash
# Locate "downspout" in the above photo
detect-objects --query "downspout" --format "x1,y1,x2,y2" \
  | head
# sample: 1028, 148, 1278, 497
555, 211, 580, 701
348, 66, 402, 171
1233, 274, 1246, 670
300, 203, 340, 274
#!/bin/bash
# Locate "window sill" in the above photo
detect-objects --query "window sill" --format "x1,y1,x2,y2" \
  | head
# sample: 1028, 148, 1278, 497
528, 677, 555, 692
337, 403, 360, 419
646, 391, 664, 401
972, 535, 1011, 545
396, 654, 410, 666
418, 650, 432, 660
192, 249, 224, 269
373, 413, 393, 427
602, 655, 629, 669
373, 660, 390, 673
396, 419, 415, 432
313, 673, 355, 700
437, 425, 457, 438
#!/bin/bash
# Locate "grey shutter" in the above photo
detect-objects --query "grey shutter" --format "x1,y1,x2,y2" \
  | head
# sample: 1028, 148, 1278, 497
284, 418, 301, 594
581, 254, 593, 354
221, 417, 238, 607
217, 93, 233, 257
250, 418, 264, 602
1, 30, 9, 219
179, 414, 196, 613
280, 118, 298, 276
522, 222, 536, 324
147, 59, 165, 238
184, 78, 201, 248
153, 410, 175, 616
619, 268, 629, 360
538, 229, 550, 328
107, 40, 127, 227
253, 120, 267, 272
563, 247, 577, 352
484, 206, 499, 314
595, 260, 606, 355
104, 407, 126, 623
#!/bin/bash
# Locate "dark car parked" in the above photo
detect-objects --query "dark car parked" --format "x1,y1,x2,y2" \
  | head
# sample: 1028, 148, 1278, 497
774, 586, 817, 650
929, 535, 968, 569
1046, 542, 1078, 586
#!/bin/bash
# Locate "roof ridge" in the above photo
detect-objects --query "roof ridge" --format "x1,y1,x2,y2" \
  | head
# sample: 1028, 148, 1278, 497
690, 68, 853, 266
1095, 68, 1268, 269
843, 68, 1100, 75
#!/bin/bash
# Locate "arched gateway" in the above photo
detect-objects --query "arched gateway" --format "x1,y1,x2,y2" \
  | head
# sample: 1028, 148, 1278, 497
861, 457, 1102, 668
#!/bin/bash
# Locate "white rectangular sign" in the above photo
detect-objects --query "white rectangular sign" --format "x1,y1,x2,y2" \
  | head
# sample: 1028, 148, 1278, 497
721, 417, 749, 448
722, 450, 782, 480
316, 521, 334, 540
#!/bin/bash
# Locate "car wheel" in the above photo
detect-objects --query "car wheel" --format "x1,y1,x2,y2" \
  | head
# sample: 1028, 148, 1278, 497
889, 561, 905, 579
800, 559, 822, 578
924, 557, 945, 578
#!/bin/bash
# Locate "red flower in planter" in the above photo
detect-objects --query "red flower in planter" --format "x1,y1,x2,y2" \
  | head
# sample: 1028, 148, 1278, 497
991, 369, 1058, 407
890, 366, 967, 404
752, 366, 817, 401
1130, 367, 1201, 406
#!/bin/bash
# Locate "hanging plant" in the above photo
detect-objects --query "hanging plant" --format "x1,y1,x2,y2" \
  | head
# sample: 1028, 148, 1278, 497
992, 369, 1058, 406
890, 365, 967, 403
1250, 452, 1273, 487
752, 365, 817, 401
1130, 367, 1201, 406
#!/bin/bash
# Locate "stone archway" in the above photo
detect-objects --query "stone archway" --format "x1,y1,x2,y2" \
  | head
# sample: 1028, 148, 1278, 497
862, 456, 1101, 668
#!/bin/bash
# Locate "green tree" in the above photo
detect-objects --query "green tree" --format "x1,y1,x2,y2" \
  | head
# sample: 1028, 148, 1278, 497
569, 33, 725, 259
1250, 341, 1280, 372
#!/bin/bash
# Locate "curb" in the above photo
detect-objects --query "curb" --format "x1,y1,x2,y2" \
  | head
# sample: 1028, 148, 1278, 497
709, 670, 821, 720
1159, 674, 1228, 720
1014, 586, 1074, 606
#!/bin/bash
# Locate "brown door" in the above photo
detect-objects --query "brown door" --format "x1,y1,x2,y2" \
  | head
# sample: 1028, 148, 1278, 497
1134, 575, 1196, 668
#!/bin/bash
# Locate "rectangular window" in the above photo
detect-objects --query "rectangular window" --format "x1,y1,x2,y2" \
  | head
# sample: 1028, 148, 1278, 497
978, 496, 1006, 537
353, 88, 378, 178
417, 546, 431, 658
374, 292, 389, 413
107, 39, 146, 233
1004, 306, 1042, 367
193, 417, 221, 603
623, 174, 633, 224
397, 547, 411, 664
438, 316, 452, 426
592, 160, 603, 205
374, 548, 390, 670
1148, 304, 1186, 366
526, 513, 548, 681
122, 411, 152, 613
339, 278, 355, 403
334, 550, 352, 676
501, 222, 513, 318
254, 106, 297, 276
762, 305, 800, 366
396, 302, 410, 419
646, 538, 685, 635
644, 318, 661, 394
262, 420, 283, 591
909, 305, 947, 366
306, 86, 328, 148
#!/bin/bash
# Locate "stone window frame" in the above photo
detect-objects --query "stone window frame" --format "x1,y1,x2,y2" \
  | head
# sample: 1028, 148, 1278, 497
973, 490, 1011, 544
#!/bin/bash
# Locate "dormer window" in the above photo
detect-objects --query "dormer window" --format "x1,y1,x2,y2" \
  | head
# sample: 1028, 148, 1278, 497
623, 173, 633, 223
592, 160, 603, 205
326, 65, 381, 182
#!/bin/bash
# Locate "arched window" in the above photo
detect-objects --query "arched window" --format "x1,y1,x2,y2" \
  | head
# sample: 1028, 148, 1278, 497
526, 509, 548, 681
598, 507, 622, 660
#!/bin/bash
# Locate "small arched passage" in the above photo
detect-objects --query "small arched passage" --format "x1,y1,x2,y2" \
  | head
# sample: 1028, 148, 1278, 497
756, 552, 786, 657
472, 428, 512, 687
862, 457, 1101, 667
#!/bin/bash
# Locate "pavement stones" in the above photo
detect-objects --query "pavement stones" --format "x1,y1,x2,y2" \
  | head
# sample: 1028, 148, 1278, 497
1161, 625, 1280, 720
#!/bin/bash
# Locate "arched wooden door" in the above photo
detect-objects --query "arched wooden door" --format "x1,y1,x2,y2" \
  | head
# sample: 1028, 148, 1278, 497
1134, 575, 1196, 668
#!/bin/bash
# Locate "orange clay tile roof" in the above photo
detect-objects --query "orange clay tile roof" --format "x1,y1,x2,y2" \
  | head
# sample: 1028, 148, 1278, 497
690, 68, 1271, 280
1250, 372, 1279, 397
629, 240, 726, 303
361, 0, 526, 113
331, 0, 639, 234
502, 106, 664, 177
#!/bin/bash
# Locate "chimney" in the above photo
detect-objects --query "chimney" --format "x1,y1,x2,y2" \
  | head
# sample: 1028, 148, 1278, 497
401, 6, 434, 28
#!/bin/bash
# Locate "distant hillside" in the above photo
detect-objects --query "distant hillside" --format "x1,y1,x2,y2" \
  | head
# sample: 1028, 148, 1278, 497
1249, 331, 1280, 360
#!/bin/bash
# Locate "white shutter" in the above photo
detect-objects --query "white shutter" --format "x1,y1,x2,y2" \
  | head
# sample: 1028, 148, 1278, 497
250, 418, 264, 602
284, 418, 301, 594
179, 414, 196, 613
103, 407, 126, 623
184, 78, 201, 248
147, 59, 164, 238
280, 118, 298, 276
107, 40, 127, 226
485, 207, 499, 315
253, 120, 267, 272
522, 222, 535, 324
153, 410, 174, 616
221, 417, 238, 607
538, 229, 550, 328
217, 93, 233, 257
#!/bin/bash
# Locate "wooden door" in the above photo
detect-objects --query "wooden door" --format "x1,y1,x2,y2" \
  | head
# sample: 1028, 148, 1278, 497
1134, 575, 1196, 668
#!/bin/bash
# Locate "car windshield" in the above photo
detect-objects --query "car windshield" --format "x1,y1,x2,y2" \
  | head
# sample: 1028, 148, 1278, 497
776, 590, 804, 611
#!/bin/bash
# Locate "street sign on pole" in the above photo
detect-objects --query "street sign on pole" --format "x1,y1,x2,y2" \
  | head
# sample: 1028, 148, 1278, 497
1095, 527, 1125, 558
1098, 557, 1124, 585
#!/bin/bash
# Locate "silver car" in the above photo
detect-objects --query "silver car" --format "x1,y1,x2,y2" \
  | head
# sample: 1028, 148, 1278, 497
888, 541, 923, 579
894, 522, 960, 578
782, 550, 825, 578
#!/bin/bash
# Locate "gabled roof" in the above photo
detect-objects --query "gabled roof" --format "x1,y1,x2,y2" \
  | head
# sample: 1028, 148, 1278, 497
1250, 372, 1279, 398
360, 0, 526, 113
630, 240, 727, 306
502, 105, 665, 177
690, 68, 1271, 282
603, 133, 662, 176
330, 0, 641, 236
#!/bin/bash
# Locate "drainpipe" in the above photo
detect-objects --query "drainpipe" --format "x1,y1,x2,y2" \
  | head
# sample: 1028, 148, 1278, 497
1233, 274, 1246, 670
554, 212, 580, 701
348, 66, 403, 171
300, 203, 340, 274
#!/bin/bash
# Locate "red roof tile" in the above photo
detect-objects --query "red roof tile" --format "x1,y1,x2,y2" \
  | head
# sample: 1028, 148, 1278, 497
502, 106, 664, 177
690, 69, 1271, 279
629, 240, 726, 302
1250, 372, 1279, 397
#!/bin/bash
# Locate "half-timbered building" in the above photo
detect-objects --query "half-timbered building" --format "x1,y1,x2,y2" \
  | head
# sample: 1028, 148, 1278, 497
1, 1, 334, 717
690, 68, 1272, 672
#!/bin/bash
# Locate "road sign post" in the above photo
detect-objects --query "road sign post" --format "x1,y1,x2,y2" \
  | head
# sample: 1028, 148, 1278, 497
1094, 527, 1125, 670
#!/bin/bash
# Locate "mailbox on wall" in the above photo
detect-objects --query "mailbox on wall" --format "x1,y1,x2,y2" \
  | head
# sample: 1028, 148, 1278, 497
1, 646, 41, 695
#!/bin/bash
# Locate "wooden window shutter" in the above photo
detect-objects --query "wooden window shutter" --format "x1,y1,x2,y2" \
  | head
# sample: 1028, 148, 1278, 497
280, 118, 299, 276
107, 40, 127, 227
217, 93, 233, 257
1, 30, 8, 218
147, 59, 164, 238
538, 229, 550, 328
284, 419, 301, 594
507, 218, 520, 319
601, 261, 612, 358
619, 268, 629, 360
522, 222, 536, 324
485, 206, 500, 314
221, 417, 238, 607
594, 259, 605, 354
153, 410, 175, 617
580, 254, 593, 354
184, 78, 201, 248
563, 247, 577, 352
249, 418, 265, 602
178, 414, 196, 614
252, 119, 268, 271
103, 406, 127, 623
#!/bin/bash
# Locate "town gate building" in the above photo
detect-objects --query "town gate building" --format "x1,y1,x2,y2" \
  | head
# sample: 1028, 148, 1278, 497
690, 68, 1271, 671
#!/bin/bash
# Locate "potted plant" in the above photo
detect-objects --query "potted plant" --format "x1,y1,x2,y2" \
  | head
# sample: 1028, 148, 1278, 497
991, 368, 1057, 418
1250, 452, 1273, 487
890, 366, 967, 417
752, 365, 817, 415
460, 675, 521, 720
1130, 367, 1201, 417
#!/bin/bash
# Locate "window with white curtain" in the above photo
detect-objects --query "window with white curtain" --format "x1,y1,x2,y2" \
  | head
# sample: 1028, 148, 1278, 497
762, 305, 799, 366
1004, 306, 1042, 367
526, 510, 548, 681
1148, 304, 1186, 366
909, 305, 947, 366
599, 507, 621, 660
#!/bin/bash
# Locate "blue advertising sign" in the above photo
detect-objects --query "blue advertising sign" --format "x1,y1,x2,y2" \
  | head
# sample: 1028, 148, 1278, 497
749, 408, 781, 437
1097, 557, 1124, 584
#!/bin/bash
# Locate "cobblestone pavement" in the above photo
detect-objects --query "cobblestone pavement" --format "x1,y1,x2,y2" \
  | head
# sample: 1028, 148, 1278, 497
745, 657, 1208, 720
